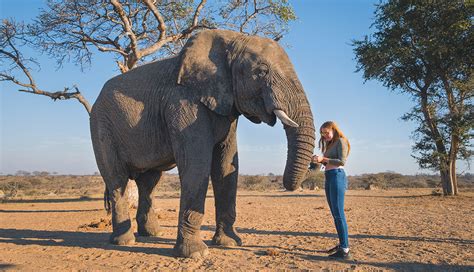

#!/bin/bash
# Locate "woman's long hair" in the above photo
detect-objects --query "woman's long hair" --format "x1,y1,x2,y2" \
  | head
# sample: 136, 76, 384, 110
318, 121, 351, 154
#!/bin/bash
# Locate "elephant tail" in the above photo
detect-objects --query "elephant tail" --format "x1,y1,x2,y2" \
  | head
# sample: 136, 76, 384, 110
104, 187, 112, 215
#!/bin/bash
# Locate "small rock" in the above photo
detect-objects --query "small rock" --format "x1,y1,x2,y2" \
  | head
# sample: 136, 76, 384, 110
96, 222, 107, 229
265, 248, 280, 256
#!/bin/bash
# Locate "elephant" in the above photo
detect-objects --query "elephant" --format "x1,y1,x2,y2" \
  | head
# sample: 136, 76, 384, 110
90, 29, 315, 258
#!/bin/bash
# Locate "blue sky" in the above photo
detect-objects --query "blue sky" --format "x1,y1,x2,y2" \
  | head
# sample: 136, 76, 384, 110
1, 0, 470, 175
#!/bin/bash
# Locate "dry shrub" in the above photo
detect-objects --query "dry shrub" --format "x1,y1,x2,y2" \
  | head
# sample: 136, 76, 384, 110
350, 172, 411, 189
240, 175, 267, 190
156, 174, 181, 191
238, 175, 282, 191
346, 172, 474, 190
0, 175, 104, 197
0, 171, 471, 198
301, 170, 324, 190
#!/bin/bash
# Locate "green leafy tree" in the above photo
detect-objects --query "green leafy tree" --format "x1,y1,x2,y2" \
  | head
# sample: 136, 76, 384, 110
352, 0, 473, 195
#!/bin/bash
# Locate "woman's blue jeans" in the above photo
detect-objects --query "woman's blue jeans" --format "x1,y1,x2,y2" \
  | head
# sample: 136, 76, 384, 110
325, 168, 349, 248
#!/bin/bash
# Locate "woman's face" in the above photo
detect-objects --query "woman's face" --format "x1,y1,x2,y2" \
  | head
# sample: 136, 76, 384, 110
321, 127, 334, 142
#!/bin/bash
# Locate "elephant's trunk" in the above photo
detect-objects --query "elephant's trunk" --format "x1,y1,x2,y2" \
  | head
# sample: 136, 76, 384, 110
283, 100, 315, 191
283, 80, 315, 191
263, 71, 315, 190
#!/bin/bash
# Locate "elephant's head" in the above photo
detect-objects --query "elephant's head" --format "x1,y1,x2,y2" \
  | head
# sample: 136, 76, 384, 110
177, 30, 315, 191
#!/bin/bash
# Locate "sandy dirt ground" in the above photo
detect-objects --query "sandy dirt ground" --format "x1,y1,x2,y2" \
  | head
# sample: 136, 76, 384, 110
0, 189, 473, 271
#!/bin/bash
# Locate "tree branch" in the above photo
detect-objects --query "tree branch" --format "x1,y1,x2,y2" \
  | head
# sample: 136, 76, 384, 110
142, 0, 166, 40
240, 1, 270, 33
403, 80, 421, 94
1, 21, 92, 114
110, 0, 139, 69
73, 31, 128, 56
139, 0, 207, 58
0, 47, 37, 88
18, 86, 91, 114
192, 0, 207, 28
419, 86, 447, 158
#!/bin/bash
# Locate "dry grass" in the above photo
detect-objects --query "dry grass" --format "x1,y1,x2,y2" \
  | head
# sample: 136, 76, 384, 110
0, 171, 472, 200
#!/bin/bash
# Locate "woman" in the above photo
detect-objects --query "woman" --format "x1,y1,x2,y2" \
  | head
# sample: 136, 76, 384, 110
312, 121, 351, 260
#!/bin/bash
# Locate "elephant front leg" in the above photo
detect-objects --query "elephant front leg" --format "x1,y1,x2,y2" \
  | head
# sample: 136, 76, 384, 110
135, 170, 164, 237
211, 122, 242, 247
109, 185, 136, 245
174, 169, 211, 258
172, 135, 214, 258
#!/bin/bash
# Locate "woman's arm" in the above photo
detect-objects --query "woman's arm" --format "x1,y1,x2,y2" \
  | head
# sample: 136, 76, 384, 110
323, 139, 348, 166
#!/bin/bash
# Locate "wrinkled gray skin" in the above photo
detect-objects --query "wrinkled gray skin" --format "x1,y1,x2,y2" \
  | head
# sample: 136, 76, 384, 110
90, 29, 315, 258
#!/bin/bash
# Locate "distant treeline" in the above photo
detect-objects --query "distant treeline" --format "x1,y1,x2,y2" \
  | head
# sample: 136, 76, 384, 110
0, 171, 473, 198
303, 171, 474, 190
240, 171, 474, 191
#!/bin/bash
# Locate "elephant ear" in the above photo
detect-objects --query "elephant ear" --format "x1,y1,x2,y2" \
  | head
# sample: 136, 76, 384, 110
177, 30, 234, 116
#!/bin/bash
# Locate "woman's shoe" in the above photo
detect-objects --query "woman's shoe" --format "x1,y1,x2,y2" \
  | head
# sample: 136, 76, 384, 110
328, 248, 351, 260
325, 244, 340, 254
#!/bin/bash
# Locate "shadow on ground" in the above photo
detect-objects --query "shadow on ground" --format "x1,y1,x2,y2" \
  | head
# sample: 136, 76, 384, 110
0, 209, 103, 213
0, 264, 16, 270
1, 227, 472, 271
0, 228, 176, 257
301, 254, 474, 272
199, 225, 474, 246
0, 198, 103, 204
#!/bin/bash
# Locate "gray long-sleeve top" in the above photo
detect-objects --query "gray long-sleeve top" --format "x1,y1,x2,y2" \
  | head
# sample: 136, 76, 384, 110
324, 138, 349, 166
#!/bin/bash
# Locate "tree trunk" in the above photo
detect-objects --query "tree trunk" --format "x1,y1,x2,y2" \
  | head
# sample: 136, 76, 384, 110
419, 86, 459, 196
450, 160, 458, 195
440, 160, 455, 196
443, 75, 460, 196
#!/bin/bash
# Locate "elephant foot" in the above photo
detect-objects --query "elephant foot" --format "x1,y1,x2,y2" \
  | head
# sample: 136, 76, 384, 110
137, 223, 165, 237
174, 238, 209, 259
212, 229, 242, 247
110, 230, 136, 245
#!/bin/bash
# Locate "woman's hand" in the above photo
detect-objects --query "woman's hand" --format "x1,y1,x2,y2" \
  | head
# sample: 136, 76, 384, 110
312, 155, 324, 163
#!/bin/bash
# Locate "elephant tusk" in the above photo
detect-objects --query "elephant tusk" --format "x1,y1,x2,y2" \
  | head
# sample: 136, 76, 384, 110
274, 110, 299, 127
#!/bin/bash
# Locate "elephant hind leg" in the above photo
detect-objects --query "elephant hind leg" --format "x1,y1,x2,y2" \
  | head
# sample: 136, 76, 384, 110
135, 170, 164, 237
91, 124, 134, 245
105, 175, 136, 245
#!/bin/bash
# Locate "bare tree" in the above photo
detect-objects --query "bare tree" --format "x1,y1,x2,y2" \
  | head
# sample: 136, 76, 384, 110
1, 0, 296, 113
1, 20, 91, 113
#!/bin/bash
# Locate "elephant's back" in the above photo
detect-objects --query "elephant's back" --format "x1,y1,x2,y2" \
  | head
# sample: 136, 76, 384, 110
90, 57, 179, 168
92, 56, 180, 120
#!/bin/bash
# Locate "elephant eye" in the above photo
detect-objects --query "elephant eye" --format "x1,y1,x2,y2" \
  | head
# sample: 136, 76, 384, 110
254, 64, 269, 79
